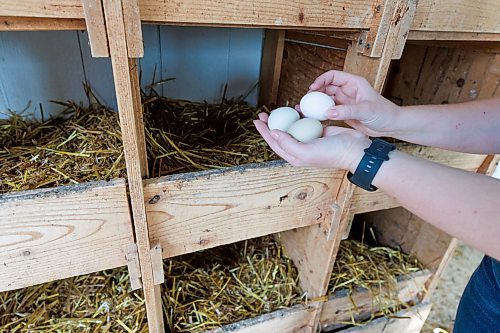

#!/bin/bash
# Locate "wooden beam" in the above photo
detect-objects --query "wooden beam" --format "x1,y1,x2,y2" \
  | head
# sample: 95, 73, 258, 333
122, 0, 144, 57
0, 17, 86, 31
338, 302, 432, 332
144, 161, 345, 258
320, 270, 431, 331
362, 0, 398, 57
205, 304, 315, 333
0, 179, 133, 292
82, 0, 109, 57
101, 0, 163, 331
408, 31, 500, 42
258, 29, 285, 107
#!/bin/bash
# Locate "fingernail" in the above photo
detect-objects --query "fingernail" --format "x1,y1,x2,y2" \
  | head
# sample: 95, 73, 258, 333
271, 130, 279, 140
326, 110, 338, 119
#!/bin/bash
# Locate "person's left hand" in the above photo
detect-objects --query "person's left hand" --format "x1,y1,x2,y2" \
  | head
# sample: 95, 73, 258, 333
254, 113, 371, 172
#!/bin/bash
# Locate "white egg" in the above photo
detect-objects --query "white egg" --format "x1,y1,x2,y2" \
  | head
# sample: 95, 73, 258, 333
267, 107, 300, 131
299, 92, 335, 121
287, 118, 323, 143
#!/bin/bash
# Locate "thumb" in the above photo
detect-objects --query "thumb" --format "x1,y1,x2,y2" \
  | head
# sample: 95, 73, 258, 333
325, 104, 373, 122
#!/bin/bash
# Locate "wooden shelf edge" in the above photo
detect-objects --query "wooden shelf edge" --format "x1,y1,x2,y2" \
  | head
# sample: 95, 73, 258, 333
0, 178, 134, 292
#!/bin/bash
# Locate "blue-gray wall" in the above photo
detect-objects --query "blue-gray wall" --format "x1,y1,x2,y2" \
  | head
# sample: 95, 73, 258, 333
0, 26, 263, 118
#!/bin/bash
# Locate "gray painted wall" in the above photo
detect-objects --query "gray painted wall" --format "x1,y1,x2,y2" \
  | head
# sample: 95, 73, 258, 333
0, 26, 263, 119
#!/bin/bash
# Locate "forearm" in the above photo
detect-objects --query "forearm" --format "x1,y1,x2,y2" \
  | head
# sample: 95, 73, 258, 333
356, 150, 500, 260
392, 98, 500, 153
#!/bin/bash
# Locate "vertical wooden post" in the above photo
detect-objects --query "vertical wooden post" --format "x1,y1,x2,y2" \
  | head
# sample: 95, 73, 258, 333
100, 0, 164, 332
259, 29, 285, 107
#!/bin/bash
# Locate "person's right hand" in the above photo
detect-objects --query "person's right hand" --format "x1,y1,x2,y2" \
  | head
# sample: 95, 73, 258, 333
307, 70, 402, 138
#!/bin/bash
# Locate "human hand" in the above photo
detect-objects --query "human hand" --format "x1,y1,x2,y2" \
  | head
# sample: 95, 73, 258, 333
306, 70, 402, 137
254, 113, 370, 172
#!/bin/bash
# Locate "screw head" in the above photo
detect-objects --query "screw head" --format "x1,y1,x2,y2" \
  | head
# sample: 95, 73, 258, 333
365, 43, 371, 49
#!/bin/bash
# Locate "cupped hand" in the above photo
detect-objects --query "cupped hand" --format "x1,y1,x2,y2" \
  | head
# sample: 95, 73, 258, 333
254, 113, 370, 172
305, 70, 402, 137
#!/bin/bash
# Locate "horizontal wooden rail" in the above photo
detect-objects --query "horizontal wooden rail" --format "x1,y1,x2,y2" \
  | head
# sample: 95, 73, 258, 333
144, 161, 344, 258
0, 179, 134, 292
1, 0, 498, 34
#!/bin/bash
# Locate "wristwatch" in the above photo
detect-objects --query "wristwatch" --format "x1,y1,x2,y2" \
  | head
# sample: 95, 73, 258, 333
347, 138, 396, 192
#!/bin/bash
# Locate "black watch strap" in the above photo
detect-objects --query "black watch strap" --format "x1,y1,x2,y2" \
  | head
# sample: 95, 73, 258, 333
347, 138, 396, 192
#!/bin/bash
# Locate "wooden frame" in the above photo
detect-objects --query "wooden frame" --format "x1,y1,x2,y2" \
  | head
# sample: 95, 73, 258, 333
0, 0, 499, 332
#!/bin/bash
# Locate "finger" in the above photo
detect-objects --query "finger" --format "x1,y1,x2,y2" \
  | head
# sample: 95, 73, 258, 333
309, 70, 359, 90
258, 112, 269, 122
323, 126, 357, 137
253, 120, 298, 161
325, 104, 373, 122
273, 130, 309, 160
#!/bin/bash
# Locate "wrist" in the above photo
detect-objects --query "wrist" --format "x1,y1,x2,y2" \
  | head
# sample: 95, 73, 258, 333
347, 138, 371, 173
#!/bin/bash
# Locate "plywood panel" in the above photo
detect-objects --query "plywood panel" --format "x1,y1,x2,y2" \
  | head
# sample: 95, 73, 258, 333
144, 161, 344, 258
0, 179, 133, 292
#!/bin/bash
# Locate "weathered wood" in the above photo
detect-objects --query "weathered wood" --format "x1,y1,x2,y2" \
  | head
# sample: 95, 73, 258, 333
390, 0, 417, 59
102, 0, 163, 331
0, 180, 133, 292
125, 243, 142, 290
0, 17, 86, 30
277, 33, 347, 107
122, 0, 144, 57
206, 304, 315, 333
82, 0, 109, 57
385, 45, 500, 106
411, 0, 500, 34
144, 161, 344, 258
320, 270, 431, 331
258, 30, 285, 108
338, 302, 432, 332
408, 31, 500, 42
362, 0, 398, 57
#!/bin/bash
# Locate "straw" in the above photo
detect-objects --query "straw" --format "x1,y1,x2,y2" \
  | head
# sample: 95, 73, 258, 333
162, 236, 305, 333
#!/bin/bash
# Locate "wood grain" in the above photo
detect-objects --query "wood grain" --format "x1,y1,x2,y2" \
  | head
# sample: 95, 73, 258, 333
206, 304, 315, 333
277, 34, 347, 107
339, 302, 432, 332
122, 0, 144, 57
82, 0, 109, 57
144, 161, 344, 258
412, 0, 500, 33
258, 29, 285, 108
320, 270, 431, 331
0, 180, 133, 292
103, 0, 164, 331
385, 45, 500, 106
0, 17, 86, 30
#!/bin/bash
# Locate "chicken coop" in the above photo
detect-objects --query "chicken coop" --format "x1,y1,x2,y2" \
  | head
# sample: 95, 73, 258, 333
0, 0, 499, 332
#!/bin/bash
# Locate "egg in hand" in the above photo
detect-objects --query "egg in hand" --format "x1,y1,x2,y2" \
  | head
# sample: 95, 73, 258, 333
299, 92, 335, 121
267, 107, 300, 131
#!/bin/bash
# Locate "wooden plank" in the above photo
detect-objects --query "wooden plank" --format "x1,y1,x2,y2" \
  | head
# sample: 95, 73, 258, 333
82, 0, 109, 57
320, 270, 431, 331
144, 161, 345, 258
412, 0, 500, 34
206, 304, 315, 333
122, 0, 144, 57
391, 0, 417, 59
258, 29, 285, 108
350, 144, 488, 214
338, 302, 432, 333
408, 31, 500, 42
362, 0, 398, 57
0, 0, 374, 29
0, 17, 86, 31
277, 33, 347, 107
0, 179, 133, 292
102, 0, 163, 332
279, 176, 354, 299
129, 58, 148, 177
